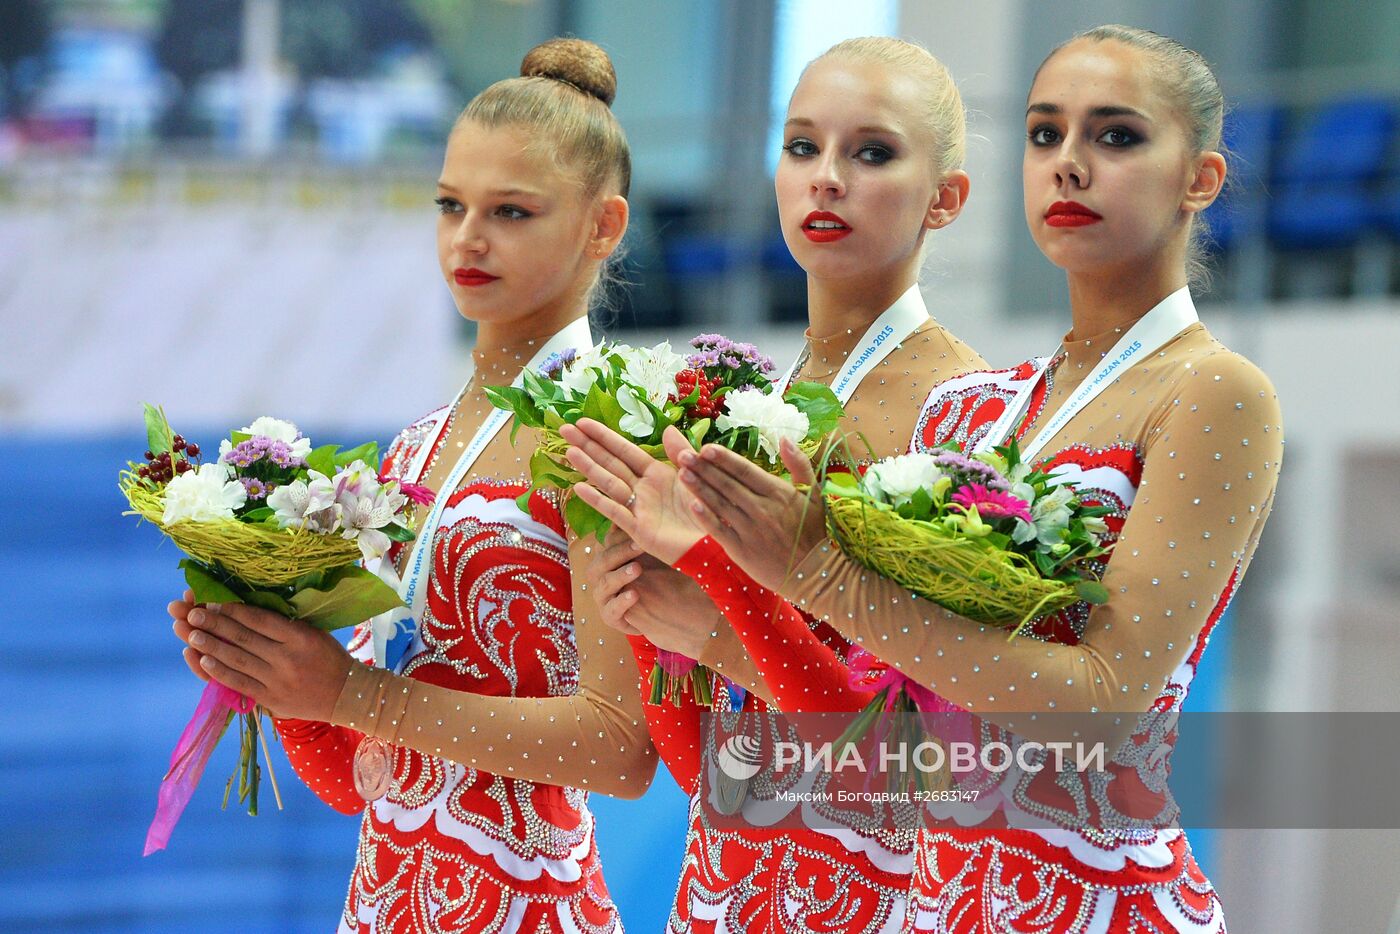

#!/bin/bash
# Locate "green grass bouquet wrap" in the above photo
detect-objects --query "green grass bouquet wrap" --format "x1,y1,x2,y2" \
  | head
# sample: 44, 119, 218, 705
121, 406, 429, 854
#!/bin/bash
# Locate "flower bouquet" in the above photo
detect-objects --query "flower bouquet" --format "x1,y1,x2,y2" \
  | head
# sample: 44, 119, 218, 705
121, 405, 427, 854
487, 334, 844, 705
825, 439, 1113, 785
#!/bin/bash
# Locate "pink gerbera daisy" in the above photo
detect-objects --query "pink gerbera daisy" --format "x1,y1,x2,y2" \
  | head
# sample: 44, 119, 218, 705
951, 483, 1032, 522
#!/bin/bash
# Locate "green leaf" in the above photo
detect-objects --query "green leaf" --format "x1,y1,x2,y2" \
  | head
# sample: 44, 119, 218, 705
486, 385, 546, 429
909, 486, 934, 520
143, 403, 174, 457
242, 589, 296, 617
306, 444, 338, 477
334, 441, 379, 470
564, 494, 610, 541
785, 382, 845, 438
289, 565, 406, 631
516, 489, 534, 513
181, 560, 245, 604
1074, 579, 1111, 605
543, 409, 567, 431
383, 523, 416, 543
242, 506, 274, 522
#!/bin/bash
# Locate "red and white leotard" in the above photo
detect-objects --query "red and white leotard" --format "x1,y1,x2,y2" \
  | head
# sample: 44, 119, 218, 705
778, 316, 1283, 933
275, 338, 656, 933
633, 318, 986, 932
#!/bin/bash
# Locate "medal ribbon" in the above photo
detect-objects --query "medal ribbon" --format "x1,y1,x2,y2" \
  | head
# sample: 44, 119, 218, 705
972, 287, 1199, 462
371, 315, 595, 669
774, 283, 930, 403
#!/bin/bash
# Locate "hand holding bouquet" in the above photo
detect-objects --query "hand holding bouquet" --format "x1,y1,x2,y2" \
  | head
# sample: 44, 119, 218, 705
121, 406, 427, 853
825, 439, 1113, 776
488, 335, 844, 706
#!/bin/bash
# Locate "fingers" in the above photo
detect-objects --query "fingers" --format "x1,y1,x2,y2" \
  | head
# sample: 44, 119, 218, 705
568, 418, 657, 477
596, 557, 643, 603
573, 482, 640, 535
661, 425, 696, 466
197, 652, 267, 698
564, 443, 636, 508
187, 606, 282, 667
599, 590, 642, 636
600, 536, 644, 573
699, 442, 791, 495
780, 437, 818, 487
215, 603, 293, 642
182, 646, 212, 682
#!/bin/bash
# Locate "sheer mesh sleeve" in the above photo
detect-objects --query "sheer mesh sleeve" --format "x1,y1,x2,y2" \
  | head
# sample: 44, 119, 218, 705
780, 351, 1282, 747
328, 533, 658, 799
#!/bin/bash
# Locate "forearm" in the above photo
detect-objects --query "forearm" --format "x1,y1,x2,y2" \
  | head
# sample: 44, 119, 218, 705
678, 536, 875, 712
330, 663, 656, 798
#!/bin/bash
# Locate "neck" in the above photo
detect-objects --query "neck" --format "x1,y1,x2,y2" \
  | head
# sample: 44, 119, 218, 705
805, 264, 919, 340
1064, 256, 1188, 340
472, 306, 588, 384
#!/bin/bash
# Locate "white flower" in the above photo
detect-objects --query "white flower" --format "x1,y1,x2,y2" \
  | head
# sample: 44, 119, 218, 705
560, 346, 611, 396
1029, 482, 1074, 547
162, 463, 247, 524
335, 474, 408, 562
219, 416, 312, 462
268, 470, 339, 532
863, 452, 944, 507
1082, 515, 1110, 538
715, 387, 809, 463
616, 385, 656, 439
618, 341, 690, 405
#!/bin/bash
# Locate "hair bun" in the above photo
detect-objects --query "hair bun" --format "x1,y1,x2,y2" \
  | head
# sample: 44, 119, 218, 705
521, 38, 617, 107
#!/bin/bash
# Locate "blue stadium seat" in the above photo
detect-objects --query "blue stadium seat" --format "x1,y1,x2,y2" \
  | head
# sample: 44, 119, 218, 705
662, 234, 739, 279
1205, 103, 1283, 251
1269, 96, 1396, 250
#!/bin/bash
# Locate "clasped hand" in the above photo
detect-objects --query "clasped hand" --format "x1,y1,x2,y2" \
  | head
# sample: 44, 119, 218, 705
560, 420, 829, 593
169, 589, 352, 721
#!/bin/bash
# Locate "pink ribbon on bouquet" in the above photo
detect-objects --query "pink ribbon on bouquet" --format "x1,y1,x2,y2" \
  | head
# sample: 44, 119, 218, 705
143, 680, 253, 856
657, 649, 700, 679
846, 645, 961, 714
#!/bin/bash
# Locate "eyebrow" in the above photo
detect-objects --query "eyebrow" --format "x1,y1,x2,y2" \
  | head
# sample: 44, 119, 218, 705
435, 182, 545, 199
784, 116, 906, 137
1026, 103, 1151, 121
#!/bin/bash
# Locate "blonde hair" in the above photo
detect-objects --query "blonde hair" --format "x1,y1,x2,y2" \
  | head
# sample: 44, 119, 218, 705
806, 36, 968, 177
457, 38, 631, 199
1041, 25, 1226, 288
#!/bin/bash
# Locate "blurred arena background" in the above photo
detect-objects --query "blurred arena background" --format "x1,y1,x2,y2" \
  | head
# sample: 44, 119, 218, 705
2, 0, 1399, 930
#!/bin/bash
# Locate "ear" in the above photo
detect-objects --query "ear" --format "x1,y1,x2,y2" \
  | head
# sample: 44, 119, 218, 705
1181, 150, 1226, 215
924, 170, 970, 230
588, 194, 630, 260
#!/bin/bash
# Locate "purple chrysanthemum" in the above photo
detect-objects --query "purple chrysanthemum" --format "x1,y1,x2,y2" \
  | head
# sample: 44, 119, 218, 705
539, 347, 578, 379
241, 477, 270, 500
930, 450, 1011, 491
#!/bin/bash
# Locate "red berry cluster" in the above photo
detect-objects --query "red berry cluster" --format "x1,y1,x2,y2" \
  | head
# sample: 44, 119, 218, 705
137, 434, 202, 483
670, 369, 723, 420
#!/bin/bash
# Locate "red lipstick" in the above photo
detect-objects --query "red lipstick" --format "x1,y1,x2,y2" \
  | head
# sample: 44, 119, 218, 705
802, 210, 852, 242
1044, 201, 1103, 228
454, 267, 499, 287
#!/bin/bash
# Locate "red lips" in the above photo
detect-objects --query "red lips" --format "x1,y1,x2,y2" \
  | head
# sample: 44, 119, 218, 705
802, 210, 852, 242
1044, 201, 1103, 228
454, 267, 499, 287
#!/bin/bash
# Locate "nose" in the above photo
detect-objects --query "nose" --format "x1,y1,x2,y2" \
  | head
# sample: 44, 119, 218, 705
810, 151, 846, 199
1054, 140, 1088, 190
450, 212, 487, 256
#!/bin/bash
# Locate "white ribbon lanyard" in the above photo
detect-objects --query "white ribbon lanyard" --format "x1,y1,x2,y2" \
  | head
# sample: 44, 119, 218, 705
972, 287, 1199, 462
775, 282, 930, 404
369, 315, 596, 668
